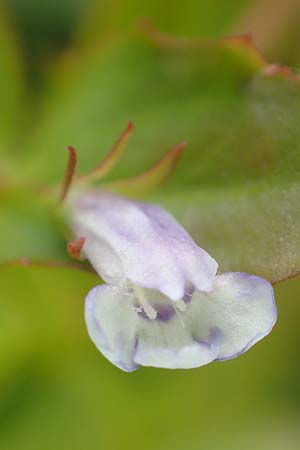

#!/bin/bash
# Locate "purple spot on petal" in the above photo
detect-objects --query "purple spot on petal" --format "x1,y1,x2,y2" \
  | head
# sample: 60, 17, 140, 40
135, 302, 175, 322
155, 304, 175, 322
209, 327, 223, 343
183, 284, 195, 304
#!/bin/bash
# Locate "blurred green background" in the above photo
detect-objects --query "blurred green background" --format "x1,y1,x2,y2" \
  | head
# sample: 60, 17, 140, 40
1, 0, 300, 449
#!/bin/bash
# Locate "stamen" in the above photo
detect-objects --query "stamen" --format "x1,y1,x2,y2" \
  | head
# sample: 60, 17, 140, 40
172, 304, 185, 327
59, 146, 77, 203
133, 285, 157, 319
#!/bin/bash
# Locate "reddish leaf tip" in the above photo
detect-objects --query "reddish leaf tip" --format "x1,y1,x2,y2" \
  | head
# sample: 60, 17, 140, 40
170, 142, 187, 161
66, 145, 77, 161
174, 141, 187, 151
67, 237, 86, 260
262, 64, 300, 81
127, 120, 135, 131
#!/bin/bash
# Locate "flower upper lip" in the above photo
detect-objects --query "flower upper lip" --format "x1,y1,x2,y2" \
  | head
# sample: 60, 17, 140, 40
70, 190, 218, 300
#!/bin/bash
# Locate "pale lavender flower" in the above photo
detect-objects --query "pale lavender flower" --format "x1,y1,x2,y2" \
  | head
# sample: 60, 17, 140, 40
69, 190, 277, 372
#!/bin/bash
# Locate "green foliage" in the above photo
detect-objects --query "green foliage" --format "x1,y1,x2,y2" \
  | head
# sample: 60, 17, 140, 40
78, 0, 249, 44
0, 1, 299, 284
0, 189, 66, 262
153, 74, 300, 282
1, 2, 300, 449
11, 30, 299, 284
5, 0, 90, 72
1, 264, 300, 450
22, 35, 263, 183
0, 4, 23, 154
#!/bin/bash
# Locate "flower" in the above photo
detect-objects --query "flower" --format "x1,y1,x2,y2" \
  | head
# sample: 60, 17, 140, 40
69, 190, 277, 372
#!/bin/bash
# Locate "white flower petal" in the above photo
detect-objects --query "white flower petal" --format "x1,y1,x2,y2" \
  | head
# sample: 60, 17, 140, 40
187, 273, 277, 360
134, 321, 217, 369
71, 191, 218, 298
85, 284, 218, 371
85, 285, 139, 372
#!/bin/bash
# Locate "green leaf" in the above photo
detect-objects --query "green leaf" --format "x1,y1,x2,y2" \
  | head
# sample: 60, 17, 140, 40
0, 264, 98, 384
77, 0, 249, 45
22, 34, 263, 184
150, 71, 300, 282
0, 189, 67, 262
153, 181, 300, 284
18, 30, 300, 282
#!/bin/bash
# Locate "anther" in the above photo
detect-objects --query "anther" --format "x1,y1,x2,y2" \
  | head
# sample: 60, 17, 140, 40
133, 285, 157, 320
